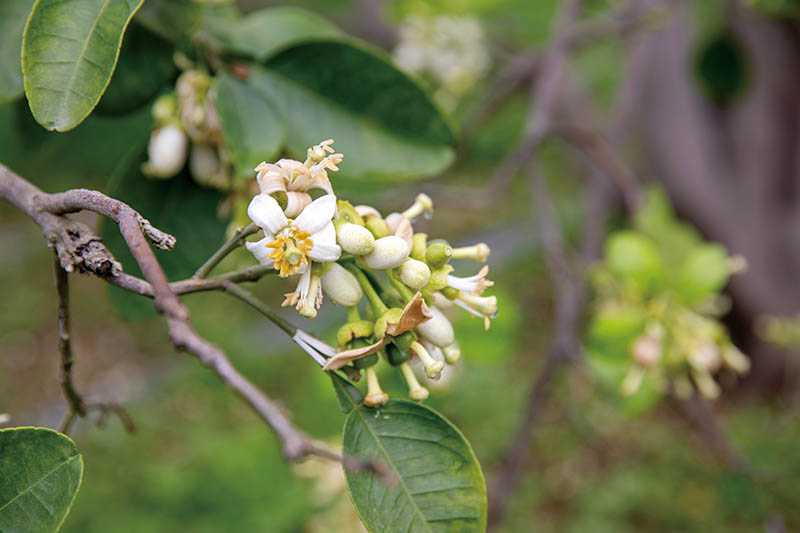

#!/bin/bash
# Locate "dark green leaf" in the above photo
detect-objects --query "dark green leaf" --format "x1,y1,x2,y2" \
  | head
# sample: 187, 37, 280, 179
215, 73, 284, 180
96, 23, 176, 115
329, 372, 363, 414
0, 0, 35, 103
343, 400, 487, 532
213, 6, 341, 62
0, 427, 83, 532
102, 154, 227, 319
249, 39, 455, 181
22, 0, 144, 131
135, 0, 239, 49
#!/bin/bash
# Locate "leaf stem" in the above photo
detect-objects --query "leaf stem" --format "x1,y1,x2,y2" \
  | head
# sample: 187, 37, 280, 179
221, 281, 296, 336
194, 223, 260, 278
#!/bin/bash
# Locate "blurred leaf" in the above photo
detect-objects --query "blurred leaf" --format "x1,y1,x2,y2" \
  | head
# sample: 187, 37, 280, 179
676, 244, 731, 306
605, 231, 664, 293
102, 155, 227, 319
215, 73, 284, 180
96, 24, 176, 115
21, 0, 144, 131
135, 0, 239, 49
343, 400, 487, 531
329, 372, 363, 414
0, 0, 35, 103
212, 6, 342, 62
248, 39, 455, 181
587, 304, 648, 360
0, 427, 83, 532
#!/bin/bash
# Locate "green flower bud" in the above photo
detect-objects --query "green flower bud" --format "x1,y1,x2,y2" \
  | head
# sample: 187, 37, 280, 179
411, 233, 428, 261
426, 240, 452, 269
399, 258, 431, 290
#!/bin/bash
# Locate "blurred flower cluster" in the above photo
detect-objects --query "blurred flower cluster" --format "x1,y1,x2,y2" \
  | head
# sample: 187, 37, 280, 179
587, 189, 749, 403
393, 15, 491, 110
245, 140, 496, 406
142, 68, 230, 189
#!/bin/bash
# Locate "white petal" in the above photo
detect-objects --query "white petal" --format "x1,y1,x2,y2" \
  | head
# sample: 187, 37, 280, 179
245, 236, 274, 266
294, 194, 337, 234
248, 194, 287, 234
309, 222, 341, 262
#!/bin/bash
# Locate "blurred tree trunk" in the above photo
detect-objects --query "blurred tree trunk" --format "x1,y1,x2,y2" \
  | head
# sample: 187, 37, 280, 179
635, 3, 800, 391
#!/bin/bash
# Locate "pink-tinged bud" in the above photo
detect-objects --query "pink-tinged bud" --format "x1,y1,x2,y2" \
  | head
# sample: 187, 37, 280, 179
631, 335, 661, 368
363, 236, 411, 270
416, 306, 455, 348
399, 258, 431, 290
143, 125, 188, 178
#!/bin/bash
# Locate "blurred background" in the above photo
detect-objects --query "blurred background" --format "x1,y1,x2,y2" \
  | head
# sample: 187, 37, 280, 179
2, 0, 800, 531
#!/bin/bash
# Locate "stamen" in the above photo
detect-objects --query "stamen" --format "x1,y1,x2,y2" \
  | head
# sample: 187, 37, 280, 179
411, 341, 444, 380
400, 363, 429, 401
364, 367, 389, 407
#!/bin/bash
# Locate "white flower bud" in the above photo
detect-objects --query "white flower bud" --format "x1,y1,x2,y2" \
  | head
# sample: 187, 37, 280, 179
632, 334, 661, 368
362, 236, 411, 270
189, 144, 222, 187
143, 125, 187, 178
321, 263, 363, 307
416, 306, 455, 348
337, 223, 375, 255
399, 258, 431, 290
451, 242, 491, 262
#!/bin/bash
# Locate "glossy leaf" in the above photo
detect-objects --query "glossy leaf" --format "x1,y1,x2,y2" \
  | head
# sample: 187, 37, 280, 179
212, 6, 342, 62
0, 427, 83, 532
215, 73, 284, 180
329, 372, 363, 414
22, 0, 144, 131
248, 40, 455, 181
0, 0, 35, 103
135, 0, 238, 49
343, 400, 487, 532
96, 23, 176, 115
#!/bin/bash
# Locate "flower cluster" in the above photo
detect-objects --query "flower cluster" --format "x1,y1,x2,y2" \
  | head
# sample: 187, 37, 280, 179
588, 189, 749, 403
393, 15, 491, 110
142, 69, 230, 189
245, 140, 496, 406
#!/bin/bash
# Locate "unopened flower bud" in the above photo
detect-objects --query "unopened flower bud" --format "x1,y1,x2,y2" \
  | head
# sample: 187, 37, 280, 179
322, 263, 363, 307
443, 342, 461, 364
402, 193, 434, 220
632, 334, 662, 368
365, 215, 391, 238
399, 258, 431, 290
400, 362, 429, 401
416, 306, 455, 348
411, 233, 428, 261
689, 343, 722, 373
721, 345, 750, 374
451, 242, 490, 262
363, 236, 411, 270
152, 93, 178, 125
364, 367, 389, 407
411, 341, 444, 380
189, 144, 225, 189
337, 223, 375, 255
692, 369, 720, 399
143, 125, 188, 179
426, 240, 452, 268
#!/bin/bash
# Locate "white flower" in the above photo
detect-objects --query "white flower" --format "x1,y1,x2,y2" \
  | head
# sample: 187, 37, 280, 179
445, 291, 497, 330
142, 125, 188, 178
447, 265, 493, 294
254, 139, 343, 217
246, 194, 341, 316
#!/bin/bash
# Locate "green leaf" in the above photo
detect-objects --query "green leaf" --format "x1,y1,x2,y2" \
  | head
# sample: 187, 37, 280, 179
102, 153, 227, 320
21, 0, 144, 131
248, 39, 455, 181
0, 427, 84, 532
676, 244, 731, 306
215, 73, 284, 180
96, 23, 176, 115
135, 0, 239, 49
606, 231, 664, 293
343, 400, 487, 532
212, 6, 342, 62
0, 0, 35, 103
329, 372, 363, 414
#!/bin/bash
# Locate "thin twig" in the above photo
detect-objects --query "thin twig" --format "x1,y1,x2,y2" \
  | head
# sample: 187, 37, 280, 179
193, 222, 259, 278
54, 253, 86, 421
